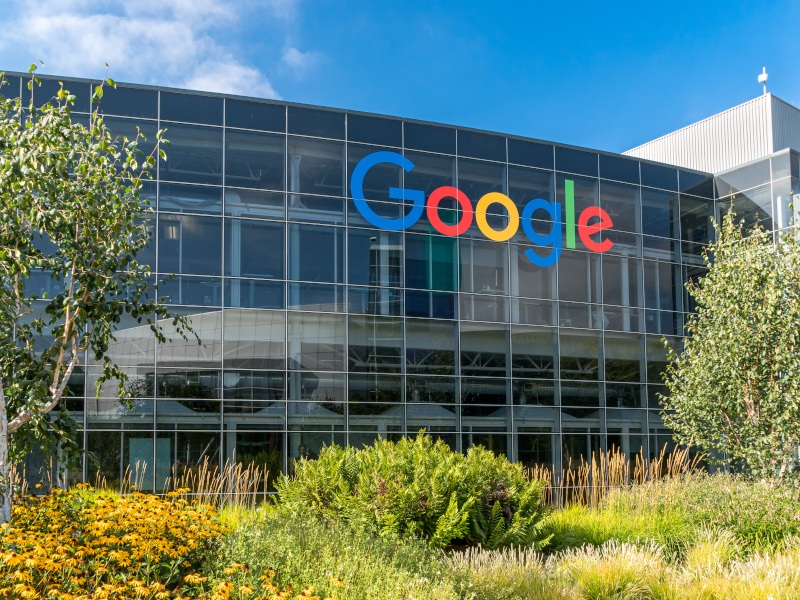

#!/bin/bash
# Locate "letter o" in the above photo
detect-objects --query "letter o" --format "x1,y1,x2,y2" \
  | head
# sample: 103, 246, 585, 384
426, 186, 473, 236
475, 192, 519, 242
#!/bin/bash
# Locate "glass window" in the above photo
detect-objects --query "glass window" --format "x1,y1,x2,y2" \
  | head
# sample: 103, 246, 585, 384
716, 158, 771, 196
560, 330, 601, 381
347, 113, 402, 147
511, 245, 556, 299
601, 254, 641, 307
461, 323, 509, 377
557, 174, 598, 219
158, 214, 222, 276
558, 250, 601, 303
730, 184, 773, 230
646, 335, 675, 384
288, 195, 345, 225
288, 371, 346, 403
459, 238, 508, 294
348, 229, 403, 287
641, 162, 678, 191
348, 286, 403, 316
226, 99, 285, 132
643, 260, 681, 312
224, 189, 284, 220
680, 196, 714, 258
405, 233, 459, 291
406, 319, 456, 375
288, 282, 345, 312
512, 298, 556, 326
462, 378, 508, 404
104, 117, 159, 159
347, 143, 405, 203
225, 219, 283, 278
157, 307, 223, 366
288, 224, 344, 283
160, 275, 222, 307
287, 313, 346, 371
348, 315, 403, 373
0, 75, 21, 100
406, 376, 456, 404
287, 137, 344, 197
405, 291, 456, 319
161, 124, 223, 186
600, 181, 640, 233
604, 334, 643, 382
223, 309, 285, 370
457, 130, 505, 161
99, 86, 158, 119
460, 294, 508, 323
508, 166, 553, 214
641, 188, 679, 238
159, 183, 222, 215
288, 106, 345, 139
403, 151, 455, 197
508, 138, 553, 169
161, 91, 222, 125
513, 382, 556, 407
600, 154, 639, 184
403, 122, 456, 154
556, 147, 597, 177
457, 159, 505, 202
348, 373, 402, 403
225, 279, 284, 309
679, 170, 714, 198
225, 130, 284, 190
37, 77, 90, 112
560, 382, 601, 408
511, 325, 556, 379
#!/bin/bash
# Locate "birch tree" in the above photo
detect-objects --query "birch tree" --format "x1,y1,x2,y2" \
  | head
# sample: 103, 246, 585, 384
662, 209, 800, 479
0, 66, 188, 521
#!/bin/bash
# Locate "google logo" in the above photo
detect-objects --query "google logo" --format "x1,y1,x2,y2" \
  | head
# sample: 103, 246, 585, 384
351, 151, 614, 267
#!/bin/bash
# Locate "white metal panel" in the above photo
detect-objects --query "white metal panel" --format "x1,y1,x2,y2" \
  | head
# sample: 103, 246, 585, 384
771, 96, 800, 155
624, 95, 774, 174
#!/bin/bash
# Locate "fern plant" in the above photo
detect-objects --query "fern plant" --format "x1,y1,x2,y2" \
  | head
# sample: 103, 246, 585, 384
274, 432, 551, 550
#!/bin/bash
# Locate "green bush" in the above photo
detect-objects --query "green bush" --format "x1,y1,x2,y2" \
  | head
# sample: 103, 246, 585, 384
274, 432, 551, 550
208, 510, 467, 600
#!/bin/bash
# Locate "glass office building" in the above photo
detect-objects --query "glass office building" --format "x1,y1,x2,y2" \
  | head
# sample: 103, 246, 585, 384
4, 73, 722, 489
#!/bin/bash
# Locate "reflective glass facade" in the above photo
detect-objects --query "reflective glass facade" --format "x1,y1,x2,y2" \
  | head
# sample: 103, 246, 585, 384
8, 75, 719, 489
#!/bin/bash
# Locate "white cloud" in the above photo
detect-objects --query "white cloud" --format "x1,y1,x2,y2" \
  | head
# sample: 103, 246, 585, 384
0, 0, 302, 99
281, 46, 320, 72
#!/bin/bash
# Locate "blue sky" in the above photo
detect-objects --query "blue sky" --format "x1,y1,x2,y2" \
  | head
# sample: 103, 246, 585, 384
1, 0, 796, 152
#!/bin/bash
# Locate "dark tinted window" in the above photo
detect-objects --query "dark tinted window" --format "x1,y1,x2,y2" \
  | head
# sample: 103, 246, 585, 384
0, 74, 21, 100
508, 139, 553, 169
600, 154, 639, 184
556, 147, 598, 176
457, 130, 506, 161
288, 106, 345, 139
679, 170, 714, 198
226, 99, 285, 132
35, 77, 91, 112
161, 91, 223, 125
98, 86, 158, 119
404, 122, 456, 154
348, 114, 402, 147
641, 162, 678, 191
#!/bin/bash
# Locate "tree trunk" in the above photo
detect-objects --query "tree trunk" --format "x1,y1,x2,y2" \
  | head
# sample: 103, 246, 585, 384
0, 385, 11, 524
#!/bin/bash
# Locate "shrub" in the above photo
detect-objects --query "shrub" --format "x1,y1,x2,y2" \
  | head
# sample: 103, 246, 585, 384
208, 510, 466, 600
0, 486, 223, 599
274, 432, 551, 550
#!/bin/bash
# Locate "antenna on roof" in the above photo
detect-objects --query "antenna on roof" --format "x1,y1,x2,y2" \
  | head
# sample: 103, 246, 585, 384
758, 67, 768, 95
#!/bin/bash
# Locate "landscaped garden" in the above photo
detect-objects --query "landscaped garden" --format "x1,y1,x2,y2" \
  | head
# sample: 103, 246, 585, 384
2, 433, 800, 599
